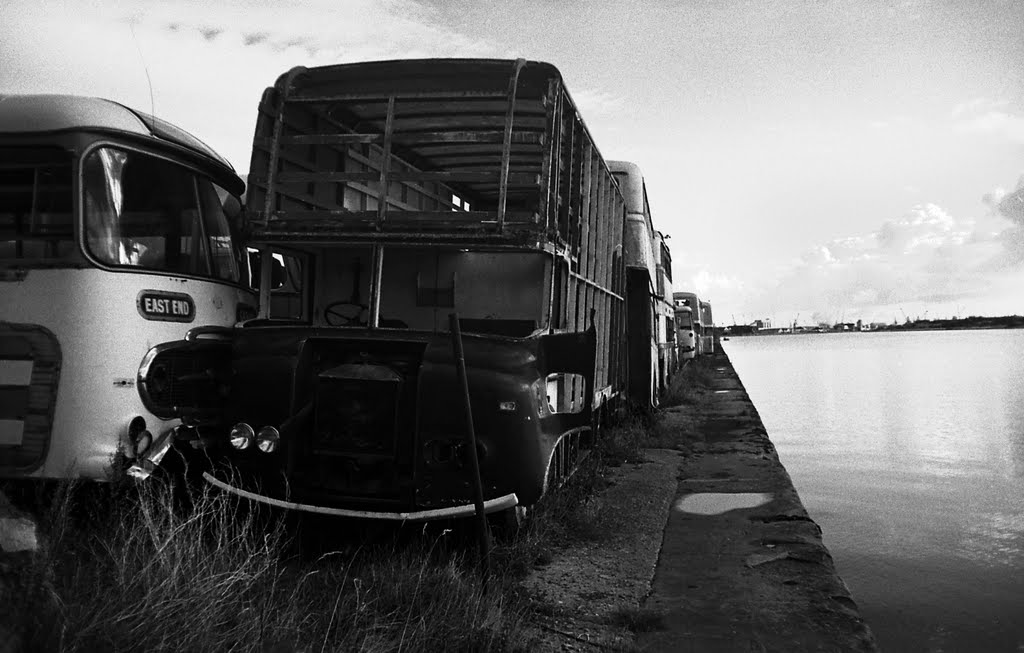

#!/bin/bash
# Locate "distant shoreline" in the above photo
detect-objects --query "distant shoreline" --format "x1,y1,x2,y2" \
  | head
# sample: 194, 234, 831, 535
723, 316, 1024, 336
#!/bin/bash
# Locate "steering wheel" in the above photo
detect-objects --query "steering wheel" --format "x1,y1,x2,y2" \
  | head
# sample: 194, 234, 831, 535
323, 301, 368, 327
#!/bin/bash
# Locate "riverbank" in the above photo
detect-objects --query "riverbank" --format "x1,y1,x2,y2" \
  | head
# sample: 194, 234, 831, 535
524, 349, 878, 651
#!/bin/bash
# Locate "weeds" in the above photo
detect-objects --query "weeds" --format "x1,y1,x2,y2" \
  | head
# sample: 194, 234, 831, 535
3, 413, 675, 652
661, 357, 717, 408
6, 477, 532, 653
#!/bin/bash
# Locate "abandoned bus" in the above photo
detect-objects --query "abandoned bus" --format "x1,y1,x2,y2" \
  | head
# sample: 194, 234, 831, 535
699, 299, 715, 354
673, 291, 703, 356
608, 161, 660, 408
653, 231, 676, 393
674, 305, 697, 360
0, 95, 254, 480
137, 59, 629, 521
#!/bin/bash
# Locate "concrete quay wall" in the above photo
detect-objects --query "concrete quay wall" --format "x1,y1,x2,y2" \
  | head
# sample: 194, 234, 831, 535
638, 347, 879, 651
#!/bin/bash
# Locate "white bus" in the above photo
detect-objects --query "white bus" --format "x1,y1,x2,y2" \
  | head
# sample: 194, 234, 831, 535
674, 305, 697, 360
673, 291, 703, 356
1, 95, 255, 480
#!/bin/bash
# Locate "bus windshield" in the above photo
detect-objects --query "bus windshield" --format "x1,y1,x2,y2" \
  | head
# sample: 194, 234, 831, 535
263, 245, 549, 336
83, 146, 243, 283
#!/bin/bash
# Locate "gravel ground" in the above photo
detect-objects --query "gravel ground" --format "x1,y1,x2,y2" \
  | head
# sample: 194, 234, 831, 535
522, 448, 682, 651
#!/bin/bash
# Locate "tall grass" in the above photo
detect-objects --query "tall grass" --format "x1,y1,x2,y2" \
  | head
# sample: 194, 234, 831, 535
3, 416, 663, 653
7, 476, 532, 653
661, 357, 717, 408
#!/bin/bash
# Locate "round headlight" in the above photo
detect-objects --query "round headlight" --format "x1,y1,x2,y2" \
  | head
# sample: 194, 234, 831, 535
256, 426, 280, 453
229, 423, 255, 450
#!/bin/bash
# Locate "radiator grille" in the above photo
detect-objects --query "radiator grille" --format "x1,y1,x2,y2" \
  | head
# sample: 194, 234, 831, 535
314, 376, 400, 455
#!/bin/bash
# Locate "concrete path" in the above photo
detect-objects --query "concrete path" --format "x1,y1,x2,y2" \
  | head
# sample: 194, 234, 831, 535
638, 351, 878, 652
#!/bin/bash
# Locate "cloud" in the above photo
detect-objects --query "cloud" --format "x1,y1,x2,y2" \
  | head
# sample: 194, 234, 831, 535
569, 87, 626, 118
242, 32, 269, 47
130, 0, 500, 62
729, 197, 1024, 323
952, 98, 1024, 144
951, 97, 1010, 119
0, 0, 504, 169
198, 27, 223, 41
992, 175, 1024, 224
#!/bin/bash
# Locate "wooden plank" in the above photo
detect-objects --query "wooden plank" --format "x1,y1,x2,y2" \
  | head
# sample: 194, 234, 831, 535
582, 142, 596, 282
255, 103, 467, 212
387, 115, 548, 132
263, 131, 544, 146
250, 144, 465, 212
592, 154, 606, 289
266, 171, 540, 184
377, 96, 396, 227
498, 59, 526, 231
247, 178, 339, 212
255, 209, 537, 223
538, 77, 558, 235
287, 90, 512, 103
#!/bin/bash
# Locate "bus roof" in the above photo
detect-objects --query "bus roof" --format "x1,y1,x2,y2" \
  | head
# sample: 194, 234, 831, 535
255, 59, 575, 207
0, 94, 237, 176
607, 161, 645, 213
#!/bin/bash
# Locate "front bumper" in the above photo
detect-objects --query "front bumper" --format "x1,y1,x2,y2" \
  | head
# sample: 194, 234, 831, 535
202, 471, 519, 521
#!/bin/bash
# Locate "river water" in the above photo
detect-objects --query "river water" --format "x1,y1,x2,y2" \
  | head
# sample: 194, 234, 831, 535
724, 330, 1024, 653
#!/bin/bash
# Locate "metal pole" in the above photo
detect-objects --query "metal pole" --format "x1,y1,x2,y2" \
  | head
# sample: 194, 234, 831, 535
448, 312, 490, 591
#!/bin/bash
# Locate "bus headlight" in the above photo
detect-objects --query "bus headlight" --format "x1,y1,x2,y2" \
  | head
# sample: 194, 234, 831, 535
256, 426, 280, 453
229, 423, 255, 450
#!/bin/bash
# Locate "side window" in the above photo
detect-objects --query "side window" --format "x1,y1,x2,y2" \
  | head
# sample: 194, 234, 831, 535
251, 249, 306, 320
545, 372, 586, 414
0, 147, 75, 263
199, 180, 242, 283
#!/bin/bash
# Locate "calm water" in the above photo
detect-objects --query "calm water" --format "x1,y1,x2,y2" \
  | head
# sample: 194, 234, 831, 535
725, 330, 1024, 653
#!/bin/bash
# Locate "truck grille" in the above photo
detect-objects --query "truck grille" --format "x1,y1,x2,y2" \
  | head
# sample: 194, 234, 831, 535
314, 374, 400, 455
139, 341, 231, 419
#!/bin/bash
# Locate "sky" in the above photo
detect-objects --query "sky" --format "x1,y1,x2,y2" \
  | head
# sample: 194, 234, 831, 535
4, 0, 1023, 326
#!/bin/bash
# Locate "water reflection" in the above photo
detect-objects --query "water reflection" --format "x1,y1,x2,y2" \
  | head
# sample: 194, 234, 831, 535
675, 492, 772, 515
726, 330, 1024, 651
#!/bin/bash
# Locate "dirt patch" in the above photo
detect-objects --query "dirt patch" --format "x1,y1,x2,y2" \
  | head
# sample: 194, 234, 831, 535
521, 449, 681, 651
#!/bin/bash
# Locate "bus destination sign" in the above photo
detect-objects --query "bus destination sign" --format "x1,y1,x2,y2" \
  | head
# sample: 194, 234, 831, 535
137, 290, 196, 323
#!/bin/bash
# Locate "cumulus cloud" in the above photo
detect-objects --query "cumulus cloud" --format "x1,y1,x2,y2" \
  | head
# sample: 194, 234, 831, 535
992, 175, 1024, 224
732, 197, 1024, 323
